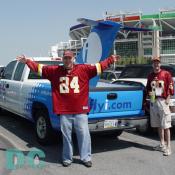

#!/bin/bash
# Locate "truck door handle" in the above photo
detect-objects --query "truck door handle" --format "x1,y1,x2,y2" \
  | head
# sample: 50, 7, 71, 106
107, 93, 117, 100
5, 84, 9, 88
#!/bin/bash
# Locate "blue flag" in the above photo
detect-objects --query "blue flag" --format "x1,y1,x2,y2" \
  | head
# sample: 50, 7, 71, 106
76, 18, 121, 87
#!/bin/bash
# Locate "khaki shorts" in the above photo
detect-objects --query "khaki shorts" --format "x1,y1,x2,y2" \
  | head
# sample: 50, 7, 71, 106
150, 98, 171, 129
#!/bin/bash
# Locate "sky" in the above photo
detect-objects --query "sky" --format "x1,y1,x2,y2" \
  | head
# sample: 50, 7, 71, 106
0, 0, 175, 65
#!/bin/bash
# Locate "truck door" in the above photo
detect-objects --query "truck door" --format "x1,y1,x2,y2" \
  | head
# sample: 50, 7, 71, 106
5, 62, 25, 114
0, 69, 6, 107
0, 61, 17, 110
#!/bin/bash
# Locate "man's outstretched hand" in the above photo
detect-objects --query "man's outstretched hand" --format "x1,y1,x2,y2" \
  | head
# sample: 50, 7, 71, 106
16, 55, 28, 64
110, 55, 120, 62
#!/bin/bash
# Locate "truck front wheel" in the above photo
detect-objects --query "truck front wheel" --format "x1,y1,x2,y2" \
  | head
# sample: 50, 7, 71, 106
34, 110, 54, 145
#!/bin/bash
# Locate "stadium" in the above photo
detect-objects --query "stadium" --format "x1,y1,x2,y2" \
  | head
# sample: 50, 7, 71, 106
51, 9, 175, 63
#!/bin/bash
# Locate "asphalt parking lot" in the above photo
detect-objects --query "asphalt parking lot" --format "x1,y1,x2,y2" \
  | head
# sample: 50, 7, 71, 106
0, 110, 175, 175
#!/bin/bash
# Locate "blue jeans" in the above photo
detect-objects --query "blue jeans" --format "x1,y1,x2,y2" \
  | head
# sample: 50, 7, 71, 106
60, 114, 91, 163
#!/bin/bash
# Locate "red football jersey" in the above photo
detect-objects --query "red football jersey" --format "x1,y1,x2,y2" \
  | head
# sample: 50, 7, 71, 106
26, 57, 114, 114
146, 69, 174, 99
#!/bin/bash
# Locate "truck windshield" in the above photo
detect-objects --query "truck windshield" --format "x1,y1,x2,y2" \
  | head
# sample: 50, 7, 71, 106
28, 61, 63, 79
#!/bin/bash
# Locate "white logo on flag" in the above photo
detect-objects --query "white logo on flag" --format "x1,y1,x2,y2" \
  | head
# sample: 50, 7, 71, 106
82, 32, 102, 63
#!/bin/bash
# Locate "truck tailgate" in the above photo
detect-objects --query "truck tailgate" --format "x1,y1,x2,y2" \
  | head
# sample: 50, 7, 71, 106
89, 85, 144, 119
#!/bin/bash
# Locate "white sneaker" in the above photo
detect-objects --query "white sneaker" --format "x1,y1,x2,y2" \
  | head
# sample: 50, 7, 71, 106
163, 148, 172, 156
153, 144, 166, 152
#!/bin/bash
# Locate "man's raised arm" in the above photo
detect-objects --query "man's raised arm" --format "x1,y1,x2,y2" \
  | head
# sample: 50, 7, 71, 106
16, 55, 56, 80
16, 55, 41, 75
99, 55, 120, 73
83, 55, 120, 79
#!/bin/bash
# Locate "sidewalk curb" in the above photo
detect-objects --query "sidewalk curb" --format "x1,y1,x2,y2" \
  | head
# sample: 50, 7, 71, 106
0, 132, 27, 151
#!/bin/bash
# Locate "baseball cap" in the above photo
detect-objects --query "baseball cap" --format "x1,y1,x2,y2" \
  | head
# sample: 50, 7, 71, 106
63, 50, 74, 58
152, 56, 161, 62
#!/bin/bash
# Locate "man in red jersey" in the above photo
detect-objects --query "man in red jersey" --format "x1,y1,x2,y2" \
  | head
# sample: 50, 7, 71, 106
146, 56, 174, 156
17, 50, 120, 167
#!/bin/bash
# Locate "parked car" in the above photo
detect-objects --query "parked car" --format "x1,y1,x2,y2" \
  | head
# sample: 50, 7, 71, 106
114, 64, 175, 133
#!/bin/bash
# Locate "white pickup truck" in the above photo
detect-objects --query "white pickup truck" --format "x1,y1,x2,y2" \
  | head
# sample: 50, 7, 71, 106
0, 58, 147, 144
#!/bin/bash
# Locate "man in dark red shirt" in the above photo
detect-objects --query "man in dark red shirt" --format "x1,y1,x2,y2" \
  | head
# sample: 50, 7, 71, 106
17, 51, 120, 167
146, 56, 174, 156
